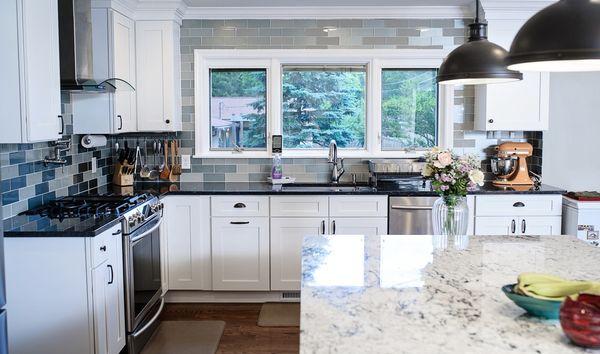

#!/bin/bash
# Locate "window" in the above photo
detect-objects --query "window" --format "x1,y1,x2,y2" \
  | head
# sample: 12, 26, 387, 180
195, 50, 452, 158
209, 69, 267, 150
381, 69, 438, 150
282, 66, 366, 149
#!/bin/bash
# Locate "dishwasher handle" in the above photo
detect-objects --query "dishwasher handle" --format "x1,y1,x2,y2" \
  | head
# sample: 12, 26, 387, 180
390, 205, 433, 210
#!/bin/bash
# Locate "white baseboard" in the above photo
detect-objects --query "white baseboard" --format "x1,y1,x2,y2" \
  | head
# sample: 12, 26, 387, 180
165, 290, 301, 303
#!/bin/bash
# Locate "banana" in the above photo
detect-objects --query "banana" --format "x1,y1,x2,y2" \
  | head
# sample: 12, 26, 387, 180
517, 273, 567, 285
513, 273, 600, 301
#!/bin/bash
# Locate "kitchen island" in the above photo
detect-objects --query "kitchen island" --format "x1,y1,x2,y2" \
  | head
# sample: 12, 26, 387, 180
301, 235, 600, 354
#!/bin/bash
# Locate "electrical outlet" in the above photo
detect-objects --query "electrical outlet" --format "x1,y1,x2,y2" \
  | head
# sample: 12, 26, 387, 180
181, 155, 191, 169
91, 157, 97, 173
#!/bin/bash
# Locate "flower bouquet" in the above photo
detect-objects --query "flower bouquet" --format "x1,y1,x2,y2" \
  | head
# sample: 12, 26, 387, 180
422, 148, 484, 236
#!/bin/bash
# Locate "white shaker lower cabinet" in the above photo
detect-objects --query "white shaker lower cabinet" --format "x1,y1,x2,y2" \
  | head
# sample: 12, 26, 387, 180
5, 223, 125, 354
270, 218, 327, 291
211, 217, 270, 291
164, 196, 212, 290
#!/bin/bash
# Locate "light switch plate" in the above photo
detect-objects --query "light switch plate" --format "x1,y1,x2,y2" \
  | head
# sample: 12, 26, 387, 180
91, 157, 97, 173
181, 155, 191, 169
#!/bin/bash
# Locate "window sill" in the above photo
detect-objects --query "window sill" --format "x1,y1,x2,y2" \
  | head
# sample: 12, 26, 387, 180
193, 150, 427, 160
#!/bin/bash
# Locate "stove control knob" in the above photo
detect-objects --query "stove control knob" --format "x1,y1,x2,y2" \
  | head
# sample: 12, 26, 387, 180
128, 216, 136, 227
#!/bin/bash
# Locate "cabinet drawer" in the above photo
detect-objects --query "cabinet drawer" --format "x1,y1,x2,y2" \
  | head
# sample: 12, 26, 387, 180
91, 224, 122, 268
475, 195, 562, 217
270, 196, 329, 217
211, 196, 269, 217
329, 196, 388, 218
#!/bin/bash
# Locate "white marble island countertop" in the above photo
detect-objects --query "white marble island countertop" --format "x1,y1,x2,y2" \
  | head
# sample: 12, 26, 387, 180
300, 235, 600, 354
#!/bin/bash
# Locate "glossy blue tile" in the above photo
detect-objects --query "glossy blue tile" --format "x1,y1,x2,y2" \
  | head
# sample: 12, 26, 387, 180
42, 191, 56, 204
27, 195, 43, 210
35, 182, 49, 195
10, 176, 26, 190
68, 185, 79, 196
18, 163, 32, 176
9, 151, 26, 164
42, 169, 55, 182
1, 180, 10, 192
2, 190, 19, 205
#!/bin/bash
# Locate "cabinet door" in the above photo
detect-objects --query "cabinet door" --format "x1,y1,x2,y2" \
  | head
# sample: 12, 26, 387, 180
92, 262, 109, 354
270, 218, 326, 291
211, 217, 269, 291
474, 216, 519, 236
331, 218, 388, 236
475, 19, 549, 131
329, 196, 388, 218
135, 21, 181, 132
0, 0, 23, 143
105, 232, 125, 354
519, 217, 562, 236
165, 196, 212, 290
21, 0, 62, 142
112, 11, 136, 133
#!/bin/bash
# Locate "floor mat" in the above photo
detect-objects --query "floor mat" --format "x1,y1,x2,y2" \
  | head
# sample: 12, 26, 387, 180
257, 303, 300, 327
141, 320, 225, 354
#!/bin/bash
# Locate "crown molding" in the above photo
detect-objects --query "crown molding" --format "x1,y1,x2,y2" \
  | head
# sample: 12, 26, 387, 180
92, 0, 185, 23
481, 0, 555, 20
183, 5, 473, 19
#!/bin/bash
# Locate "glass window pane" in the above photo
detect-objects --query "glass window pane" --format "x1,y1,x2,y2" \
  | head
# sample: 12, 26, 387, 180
282, 66, 366, 149
381, 69, 438, 150
210, 69, 267, 150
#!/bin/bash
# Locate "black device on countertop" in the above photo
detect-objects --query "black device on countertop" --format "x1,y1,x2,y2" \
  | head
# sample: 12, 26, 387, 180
272, 134, 282, 154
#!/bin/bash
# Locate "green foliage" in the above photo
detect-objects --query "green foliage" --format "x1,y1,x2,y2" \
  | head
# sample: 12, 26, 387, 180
282, 70, 366, 148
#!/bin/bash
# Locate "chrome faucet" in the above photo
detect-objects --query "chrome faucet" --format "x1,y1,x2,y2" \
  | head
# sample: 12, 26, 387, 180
327, 140, 345, 184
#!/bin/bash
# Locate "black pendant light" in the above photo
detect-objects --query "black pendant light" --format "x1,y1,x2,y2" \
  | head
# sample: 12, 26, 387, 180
437, 0, 523, 85
506, 0, 600, 72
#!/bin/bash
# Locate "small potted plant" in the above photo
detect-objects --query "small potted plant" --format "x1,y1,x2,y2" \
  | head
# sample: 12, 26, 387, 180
422, 148, 484, 236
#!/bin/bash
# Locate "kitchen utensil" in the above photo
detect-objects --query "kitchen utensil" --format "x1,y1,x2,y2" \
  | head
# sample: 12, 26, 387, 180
501, 284, 562, 319
172, 140, 182, 175
169, 140, 178, 182
491, 142, 534, 187
140, 143, 151, 178
160, 140, 171, 180
560, 294, 600, 348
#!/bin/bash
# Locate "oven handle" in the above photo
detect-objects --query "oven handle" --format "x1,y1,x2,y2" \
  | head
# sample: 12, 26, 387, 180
390, 205, 433, 210
132, 296, 164, 336
130, 216, 163, 244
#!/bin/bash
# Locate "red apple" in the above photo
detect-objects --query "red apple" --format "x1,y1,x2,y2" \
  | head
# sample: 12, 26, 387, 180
560, 294, 600, 348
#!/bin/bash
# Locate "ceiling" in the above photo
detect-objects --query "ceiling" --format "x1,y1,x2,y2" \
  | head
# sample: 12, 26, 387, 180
182, 0, 474, 6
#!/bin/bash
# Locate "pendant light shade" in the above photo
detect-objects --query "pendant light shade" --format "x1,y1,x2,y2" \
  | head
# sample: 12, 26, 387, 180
437, 1, 523, 85
506, 0, 600, 72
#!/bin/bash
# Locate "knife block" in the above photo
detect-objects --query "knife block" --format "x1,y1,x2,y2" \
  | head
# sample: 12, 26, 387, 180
113, 162, 134, 186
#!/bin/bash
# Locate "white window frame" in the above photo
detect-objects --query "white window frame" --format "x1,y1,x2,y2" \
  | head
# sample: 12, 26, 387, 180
194, 49, 453, 159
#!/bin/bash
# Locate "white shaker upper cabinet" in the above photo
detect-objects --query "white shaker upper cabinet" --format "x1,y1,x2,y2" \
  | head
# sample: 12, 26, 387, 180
474, 19, 550, 131
73, 8, 137, 135
135, 21, 182, 132
0, 0, 62, 143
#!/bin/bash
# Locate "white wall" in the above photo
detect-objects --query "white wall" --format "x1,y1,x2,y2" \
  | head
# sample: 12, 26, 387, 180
542, 72, 600, 191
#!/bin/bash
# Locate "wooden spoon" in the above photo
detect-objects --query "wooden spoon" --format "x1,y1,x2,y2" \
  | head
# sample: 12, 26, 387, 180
159, 140, 170, 180
172, 140, 182, 175
169, 140, 178, 182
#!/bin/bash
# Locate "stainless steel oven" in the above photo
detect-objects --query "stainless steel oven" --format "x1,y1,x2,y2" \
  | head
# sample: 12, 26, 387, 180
123, 208, 163, 354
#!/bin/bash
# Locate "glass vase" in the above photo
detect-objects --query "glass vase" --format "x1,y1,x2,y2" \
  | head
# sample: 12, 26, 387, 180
432, 196, 469, 237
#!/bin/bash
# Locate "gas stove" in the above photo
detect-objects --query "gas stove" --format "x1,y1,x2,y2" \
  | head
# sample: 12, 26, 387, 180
20, 193, 163, 234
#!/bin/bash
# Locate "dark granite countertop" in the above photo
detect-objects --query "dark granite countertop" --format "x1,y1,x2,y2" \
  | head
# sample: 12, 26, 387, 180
4, 181, 565, 238
3, 213, 121, 238
124, 181, 566, 197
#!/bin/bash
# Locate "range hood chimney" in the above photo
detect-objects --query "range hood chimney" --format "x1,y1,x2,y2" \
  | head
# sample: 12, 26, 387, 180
58, 0, 134, 92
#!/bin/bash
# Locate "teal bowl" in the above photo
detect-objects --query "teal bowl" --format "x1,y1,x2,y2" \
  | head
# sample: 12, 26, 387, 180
502, 284, 564, 319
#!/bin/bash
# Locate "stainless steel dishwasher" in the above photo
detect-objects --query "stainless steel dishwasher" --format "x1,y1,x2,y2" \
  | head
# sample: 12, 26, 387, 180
388, 196, 438, 235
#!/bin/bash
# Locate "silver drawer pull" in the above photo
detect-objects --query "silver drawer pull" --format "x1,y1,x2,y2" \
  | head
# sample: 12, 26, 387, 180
234, 203, 246, 208
391, 205, 433, 210
513, 202, 525, 207
230, 221, 250, 225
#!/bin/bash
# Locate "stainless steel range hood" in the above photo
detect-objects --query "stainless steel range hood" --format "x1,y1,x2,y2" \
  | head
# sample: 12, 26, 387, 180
58, 0, 134, 92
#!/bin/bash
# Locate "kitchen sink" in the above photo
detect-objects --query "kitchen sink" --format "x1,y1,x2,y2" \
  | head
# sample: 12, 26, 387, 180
280, 184, 375, 192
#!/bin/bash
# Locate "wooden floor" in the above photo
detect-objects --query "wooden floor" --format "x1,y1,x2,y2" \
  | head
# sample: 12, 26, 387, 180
160, 303, 300, 354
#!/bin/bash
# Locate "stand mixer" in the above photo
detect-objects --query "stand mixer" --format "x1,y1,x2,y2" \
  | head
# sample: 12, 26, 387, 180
490, 142, 534, 187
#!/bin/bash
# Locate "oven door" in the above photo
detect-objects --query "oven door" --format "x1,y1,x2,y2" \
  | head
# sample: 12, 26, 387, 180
124, 214, 163, 333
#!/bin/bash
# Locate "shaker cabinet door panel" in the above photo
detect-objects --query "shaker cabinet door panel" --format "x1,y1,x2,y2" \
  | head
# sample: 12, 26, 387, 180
112, 11, 137, 133
211, 217, 270, 291
331, 218, 388, 236
270, 218, 326, 291
474, 216, 518, 236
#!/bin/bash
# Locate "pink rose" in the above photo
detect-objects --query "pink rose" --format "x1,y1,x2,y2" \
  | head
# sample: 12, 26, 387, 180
436, 152, 453, 167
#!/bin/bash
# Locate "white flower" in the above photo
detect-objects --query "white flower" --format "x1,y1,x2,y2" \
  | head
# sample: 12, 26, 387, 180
421, 164, 434, 177
436, 152, 453, 167
468, 169, 485, 186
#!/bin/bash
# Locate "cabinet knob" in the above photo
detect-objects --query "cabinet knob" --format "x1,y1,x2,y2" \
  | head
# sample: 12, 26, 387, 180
165, 119, 171, 124
488, 118, 494, 123
100, 245, 107, 252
